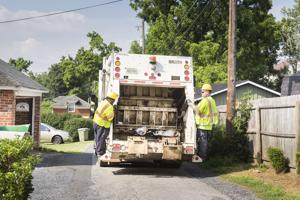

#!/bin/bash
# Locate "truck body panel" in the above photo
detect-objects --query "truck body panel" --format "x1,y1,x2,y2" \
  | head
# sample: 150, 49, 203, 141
99, 53, 198, 163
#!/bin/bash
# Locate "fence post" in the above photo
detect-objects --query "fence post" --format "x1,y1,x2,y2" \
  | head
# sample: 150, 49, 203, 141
295, 102, 300, 162
255, 107, 262, 164
293, 102, 300, 173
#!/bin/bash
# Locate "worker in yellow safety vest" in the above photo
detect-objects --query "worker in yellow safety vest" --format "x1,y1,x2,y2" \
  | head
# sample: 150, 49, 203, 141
93, 92, 118, 156
195, 84, 219, 160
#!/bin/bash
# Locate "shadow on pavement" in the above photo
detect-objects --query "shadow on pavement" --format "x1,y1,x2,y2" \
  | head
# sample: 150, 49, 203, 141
36, 152, 96, 167
111, 162, 218, 178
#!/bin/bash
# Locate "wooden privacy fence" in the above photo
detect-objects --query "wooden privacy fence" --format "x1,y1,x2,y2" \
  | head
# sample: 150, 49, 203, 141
218, 95, 300, 168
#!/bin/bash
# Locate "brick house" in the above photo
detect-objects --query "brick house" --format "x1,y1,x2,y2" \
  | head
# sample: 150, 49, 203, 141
52, 96, 91, 118
0, 59, 48, 148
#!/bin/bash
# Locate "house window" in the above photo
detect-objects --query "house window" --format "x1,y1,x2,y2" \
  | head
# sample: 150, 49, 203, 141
68, 103, 75, 112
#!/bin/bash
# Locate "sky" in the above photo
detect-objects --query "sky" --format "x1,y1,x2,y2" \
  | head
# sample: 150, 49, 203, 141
0, 0, 296, 73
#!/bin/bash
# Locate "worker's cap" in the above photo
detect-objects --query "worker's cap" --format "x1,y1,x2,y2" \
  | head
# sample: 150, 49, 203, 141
107, 92, 118, 100
201, 84, 212, 91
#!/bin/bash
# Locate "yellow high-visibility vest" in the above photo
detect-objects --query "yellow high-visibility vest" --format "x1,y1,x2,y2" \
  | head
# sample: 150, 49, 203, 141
195, 97, 219, 130
93, 99, 114, 128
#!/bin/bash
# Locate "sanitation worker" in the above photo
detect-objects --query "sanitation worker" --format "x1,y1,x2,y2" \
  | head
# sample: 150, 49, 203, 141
195, 84, 218, 160
93, 92, 118, 156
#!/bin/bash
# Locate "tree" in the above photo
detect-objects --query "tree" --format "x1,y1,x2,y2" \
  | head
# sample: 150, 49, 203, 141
129, 41, 143, 54
47, 64, 68, 99
130, 0, 281, 89
130, 0, 178, 23
188, 34, 227, 86
281, 0, 300, 74
9, 57, 33, 72
54, 31, 121, 100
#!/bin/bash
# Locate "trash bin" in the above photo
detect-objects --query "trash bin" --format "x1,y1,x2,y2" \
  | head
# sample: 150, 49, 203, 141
78, 128, 89, 142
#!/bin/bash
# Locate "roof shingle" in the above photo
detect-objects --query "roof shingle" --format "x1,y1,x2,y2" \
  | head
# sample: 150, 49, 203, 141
0, 59, 47, 92
53, 96, 90, 109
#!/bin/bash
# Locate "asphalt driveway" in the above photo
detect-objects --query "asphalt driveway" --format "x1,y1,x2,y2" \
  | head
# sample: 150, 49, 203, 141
29, 146, 258, 200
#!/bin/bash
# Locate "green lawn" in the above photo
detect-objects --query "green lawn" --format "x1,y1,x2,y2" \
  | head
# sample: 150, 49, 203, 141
199, 157, 300, 200
223, 175, 300, 200
41, 140, 94, 153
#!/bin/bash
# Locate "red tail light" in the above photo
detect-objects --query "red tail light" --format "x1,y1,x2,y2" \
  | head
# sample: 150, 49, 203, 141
185, 146, 194, 154
112, 144, 121, 152
149, 56, 156, 64
149, 75, 156, 80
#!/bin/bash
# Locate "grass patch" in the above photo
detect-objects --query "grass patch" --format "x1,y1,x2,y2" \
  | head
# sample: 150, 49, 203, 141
223, 175, 300, 200
41, 140, 94, 153
199, 156, 300, 199
200, 156, 251, 174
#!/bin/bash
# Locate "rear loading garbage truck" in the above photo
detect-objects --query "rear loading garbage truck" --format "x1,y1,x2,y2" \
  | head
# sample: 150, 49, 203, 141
98, 53, 199, 166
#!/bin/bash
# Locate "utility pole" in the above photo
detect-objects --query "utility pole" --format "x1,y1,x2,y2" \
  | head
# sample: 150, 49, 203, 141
226, 0, 237, 134
141, 19, 145, 53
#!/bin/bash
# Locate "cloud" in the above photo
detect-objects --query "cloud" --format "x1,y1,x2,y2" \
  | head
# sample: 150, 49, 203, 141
0, 5, 88, 72
14, 37, 41, 55
0, 5, 85, 31
0, 3, 140, 73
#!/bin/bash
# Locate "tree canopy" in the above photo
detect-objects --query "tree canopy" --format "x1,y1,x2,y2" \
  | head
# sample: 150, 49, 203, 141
9, 57, 33, 72
130, 0, 282, 89
32, 31, 121, 100
281, 0, 300, 74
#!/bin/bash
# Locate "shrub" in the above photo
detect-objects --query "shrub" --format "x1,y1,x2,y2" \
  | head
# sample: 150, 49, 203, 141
296, 152, 300, 174
207, 93, 251, 163
233, 93, 252, 134
208, 124, 250, 162
267, 147, 287, 173
41, 100, 53, 114
64, 118, 93, 141
0, 138, 40, 200
42, 112, 81, 130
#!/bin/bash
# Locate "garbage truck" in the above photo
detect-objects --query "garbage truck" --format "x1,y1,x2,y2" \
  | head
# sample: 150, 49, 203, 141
98, 53, 200, 166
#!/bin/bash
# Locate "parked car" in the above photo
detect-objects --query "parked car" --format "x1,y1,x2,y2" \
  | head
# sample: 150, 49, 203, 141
40, 123, 70, 144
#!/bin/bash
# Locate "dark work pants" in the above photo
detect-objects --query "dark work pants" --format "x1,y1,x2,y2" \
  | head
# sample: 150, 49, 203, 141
93, 123, 110, 156
196, 129, 213, 159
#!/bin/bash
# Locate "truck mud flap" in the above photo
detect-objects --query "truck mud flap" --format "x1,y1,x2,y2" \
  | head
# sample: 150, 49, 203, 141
162, 145, 182, 160
128, 136, 148, 155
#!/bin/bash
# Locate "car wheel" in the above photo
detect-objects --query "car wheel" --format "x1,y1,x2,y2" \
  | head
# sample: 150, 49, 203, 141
52, 135, 63, 144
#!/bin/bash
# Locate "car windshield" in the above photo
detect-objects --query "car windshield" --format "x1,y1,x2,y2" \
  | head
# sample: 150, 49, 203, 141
42, 124, 56, 130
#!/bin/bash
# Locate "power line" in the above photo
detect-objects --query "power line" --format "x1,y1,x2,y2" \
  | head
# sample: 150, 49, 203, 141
180, 0, 212, 38
170, 0, 213, 51
0, 0, 123, 24
175, 0, 202, 36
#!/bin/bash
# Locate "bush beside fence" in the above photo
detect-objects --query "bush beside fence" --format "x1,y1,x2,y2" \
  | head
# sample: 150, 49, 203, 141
267, 147, 288, 173
0, 139, 40, 200
296, 152, 300, 174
